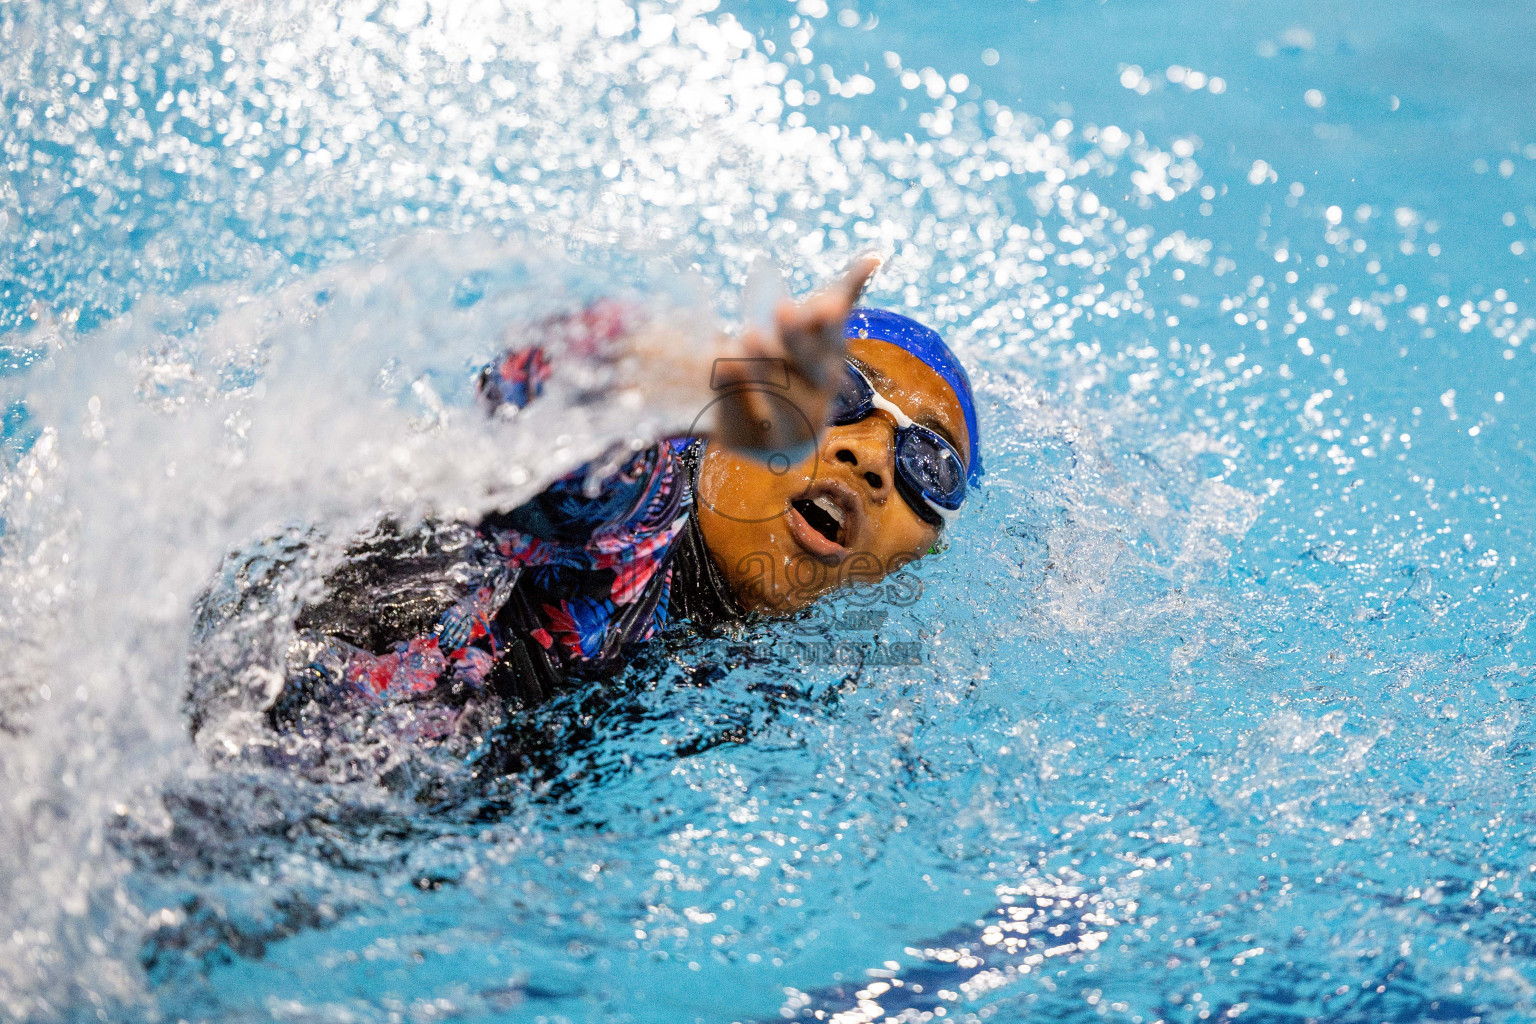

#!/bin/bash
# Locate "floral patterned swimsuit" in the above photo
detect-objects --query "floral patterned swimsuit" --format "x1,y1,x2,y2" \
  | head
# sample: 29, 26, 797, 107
272, 306, 742, 743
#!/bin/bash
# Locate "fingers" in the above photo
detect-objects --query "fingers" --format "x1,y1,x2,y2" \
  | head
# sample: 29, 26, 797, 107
780, 338, 828, 390
723, 253, 881, 392
771, 295, 836, 388
784, 253, 881, 331
774, 255, 877, 385
836, 252, 882, 307
787, 253, 880, 323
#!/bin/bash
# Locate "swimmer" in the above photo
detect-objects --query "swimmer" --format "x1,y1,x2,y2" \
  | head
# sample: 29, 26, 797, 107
240, 256, 982, 750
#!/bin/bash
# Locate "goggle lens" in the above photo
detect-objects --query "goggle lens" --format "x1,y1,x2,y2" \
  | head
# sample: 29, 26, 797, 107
897, 434, 964, 509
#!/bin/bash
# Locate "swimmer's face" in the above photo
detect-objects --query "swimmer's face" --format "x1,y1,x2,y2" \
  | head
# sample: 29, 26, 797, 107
696, 337, 971, 614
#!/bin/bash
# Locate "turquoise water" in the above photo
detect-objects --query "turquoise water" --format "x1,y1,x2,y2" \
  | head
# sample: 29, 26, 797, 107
2, 1, 1535, 1022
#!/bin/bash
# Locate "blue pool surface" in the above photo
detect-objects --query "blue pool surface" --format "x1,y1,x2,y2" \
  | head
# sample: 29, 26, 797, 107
2, 0, 1535, 1022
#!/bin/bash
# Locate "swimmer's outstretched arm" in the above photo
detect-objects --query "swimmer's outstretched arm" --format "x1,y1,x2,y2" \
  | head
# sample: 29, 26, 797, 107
475, 257, 879, 538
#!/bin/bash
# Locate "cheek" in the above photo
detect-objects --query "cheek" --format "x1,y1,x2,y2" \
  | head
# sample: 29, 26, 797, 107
866, 500, 939, 564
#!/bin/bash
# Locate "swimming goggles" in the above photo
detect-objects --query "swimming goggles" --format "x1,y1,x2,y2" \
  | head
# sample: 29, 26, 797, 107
829, 360, 966, 528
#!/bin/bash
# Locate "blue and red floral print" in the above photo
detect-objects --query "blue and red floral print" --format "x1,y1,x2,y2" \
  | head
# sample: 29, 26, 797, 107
291, 302, 719, 733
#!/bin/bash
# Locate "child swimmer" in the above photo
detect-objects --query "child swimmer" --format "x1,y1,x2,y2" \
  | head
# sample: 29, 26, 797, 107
262, 257, 983, 750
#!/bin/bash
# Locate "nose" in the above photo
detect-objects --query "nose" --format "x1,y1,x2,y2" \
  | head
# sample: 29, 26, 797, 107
830, 419, 897, 500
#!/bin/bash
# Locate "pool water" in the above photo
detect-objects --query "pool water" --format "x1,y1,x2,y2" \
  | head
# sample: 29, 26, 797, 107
3, 0, 1535, 1021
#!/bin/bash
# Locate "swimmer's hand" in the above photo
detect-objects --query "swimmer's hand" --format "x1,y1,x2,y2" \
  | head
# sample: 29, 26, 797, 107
710, 253, 880, 460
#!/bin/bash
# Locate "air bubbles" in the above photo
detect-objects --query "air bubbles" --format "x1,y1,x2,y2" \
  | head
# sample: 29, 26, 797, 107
1098, 124, 1130, 157
1280, 26, 1316, 50
595, 0, 636, 36
636, 11, 677, 47
1160, 65, 1225, 94
1247, 159, 1278, 185
907, 66, 947, 99
981, 48, 999, 66
1303, 89, 1325, 109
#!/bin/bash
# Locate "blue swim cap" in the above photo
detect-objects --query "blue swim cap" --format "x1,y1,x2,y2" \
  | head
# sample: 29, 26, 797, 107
844, 308, 983, 484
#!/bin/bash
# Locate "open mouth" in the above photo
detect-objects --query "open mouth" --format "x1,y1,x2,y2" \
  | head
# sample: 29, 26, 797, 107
791, 494, 847, 547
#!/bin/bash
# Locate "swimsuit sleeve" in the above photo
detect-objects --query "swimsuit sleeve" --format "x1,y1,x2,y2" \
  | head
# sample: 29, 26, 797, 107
493, 438, 693, 670
490, 441, 687, 545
